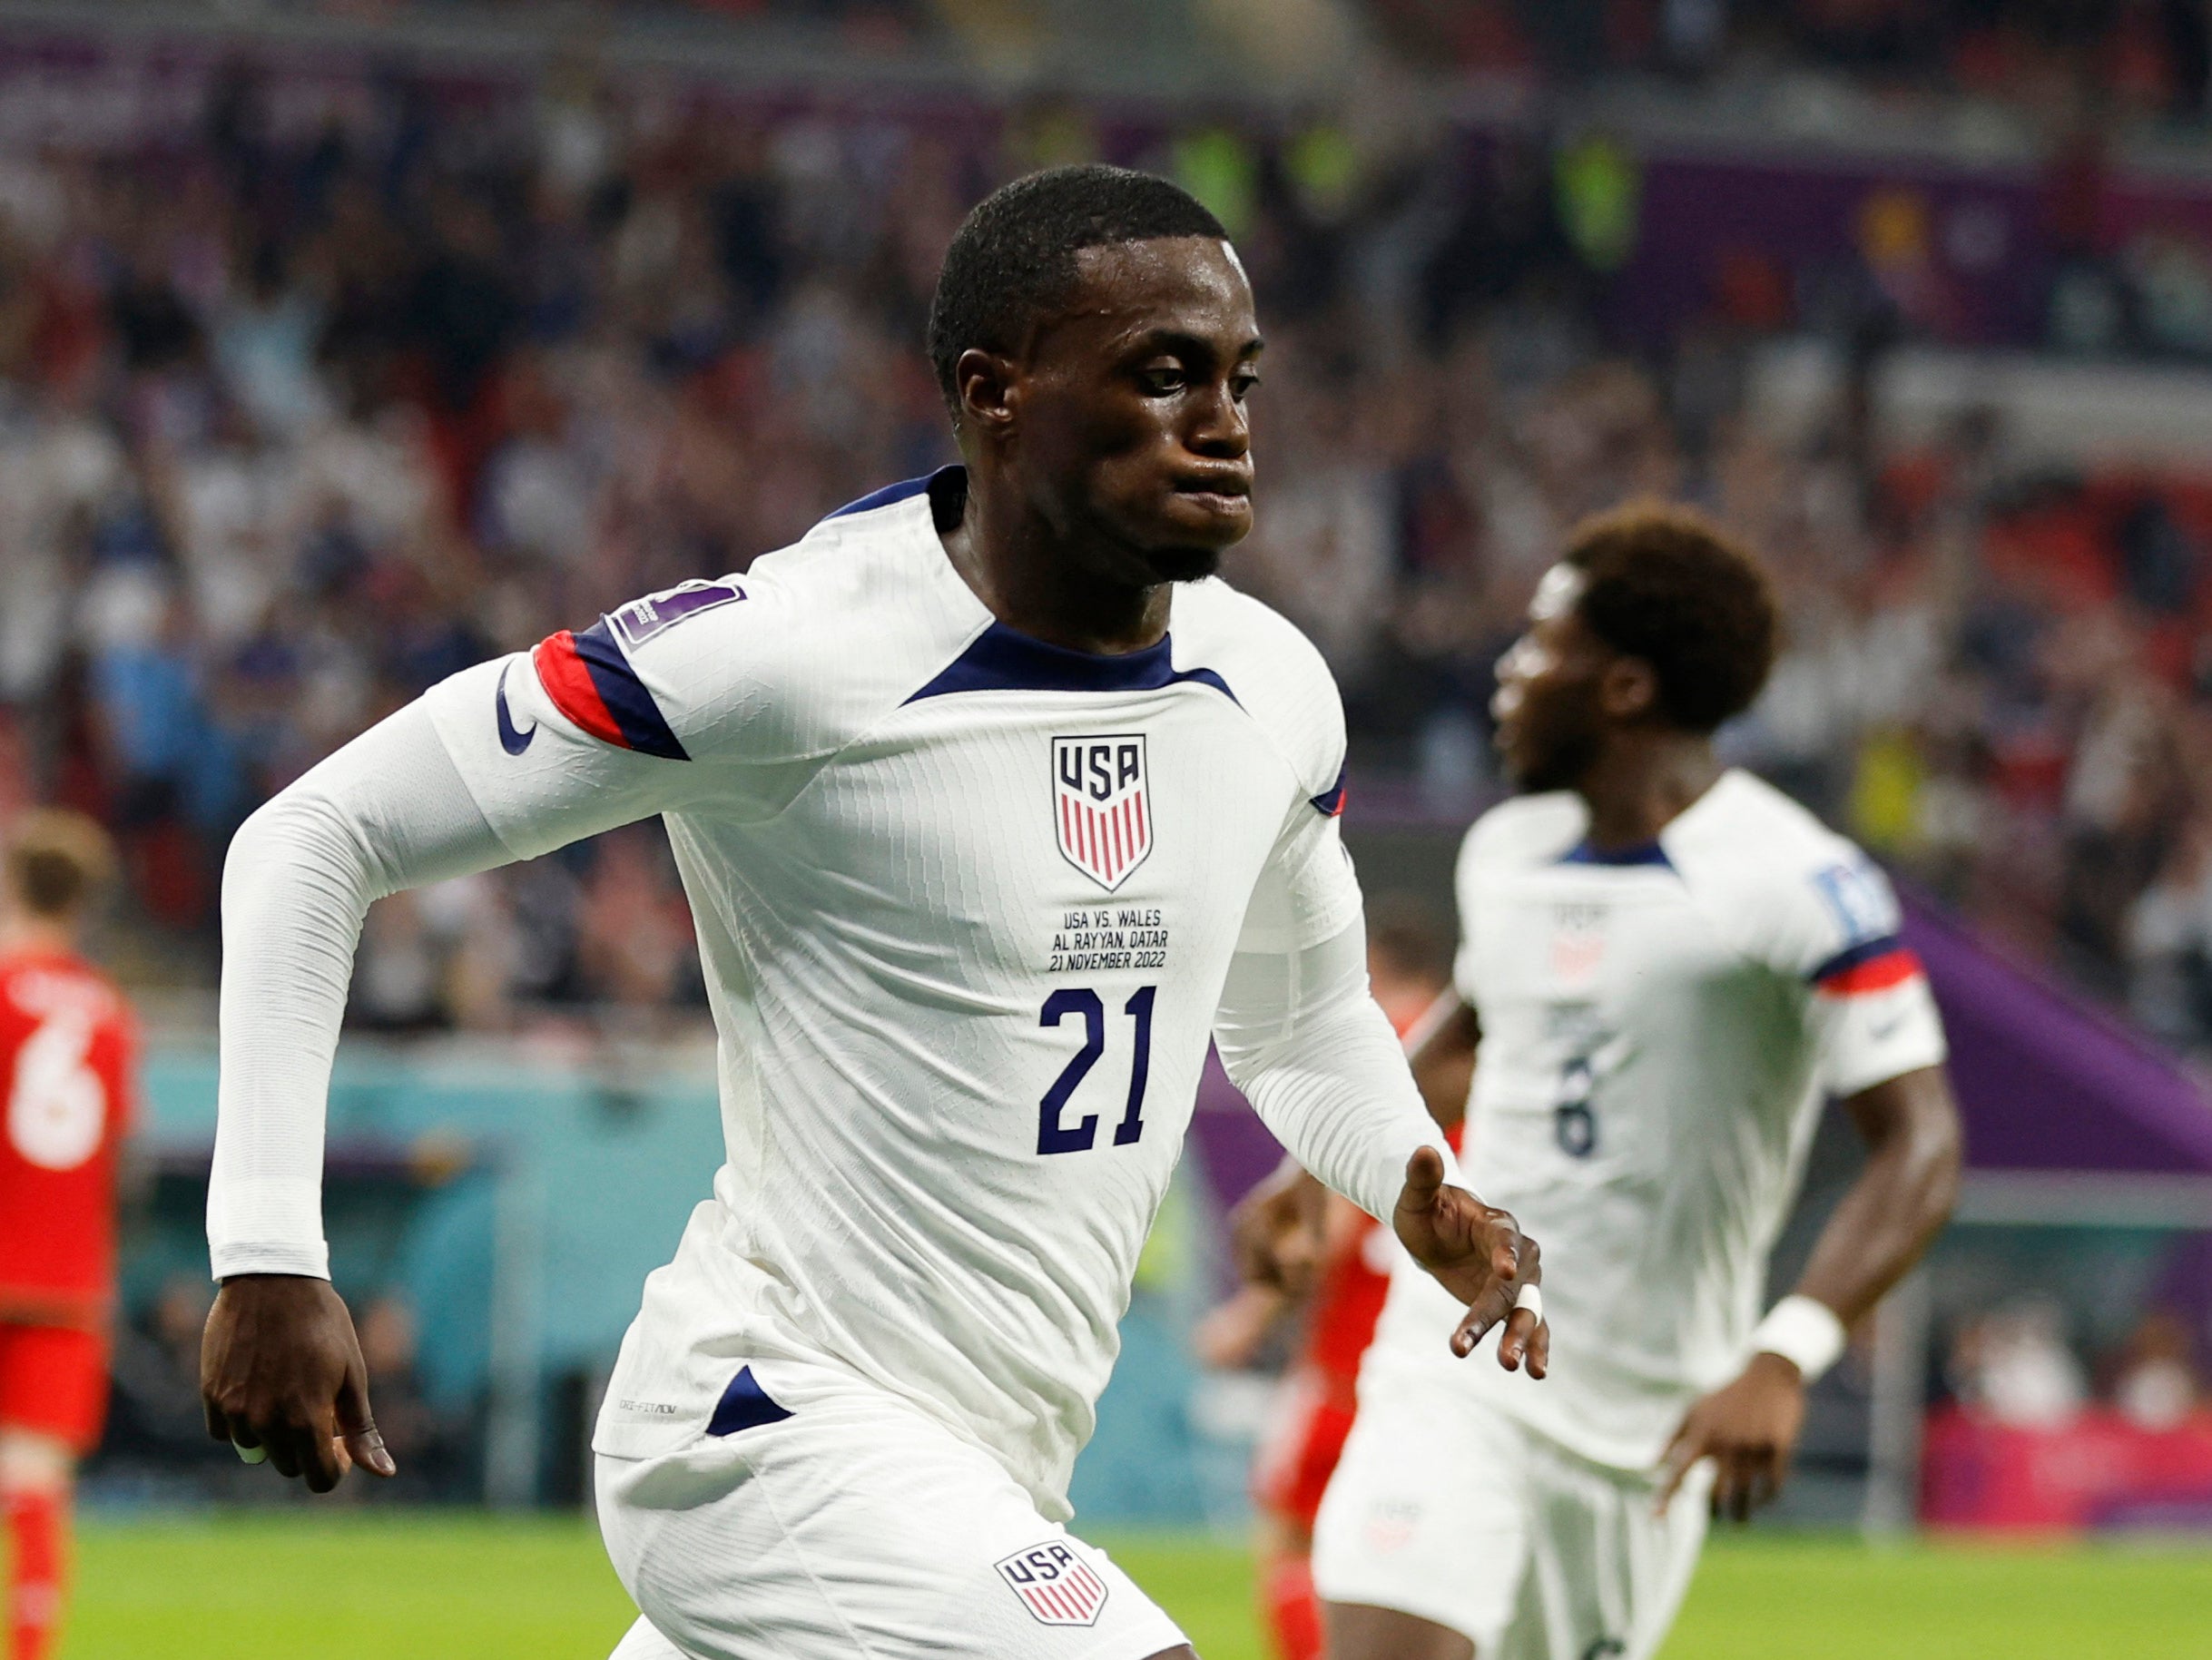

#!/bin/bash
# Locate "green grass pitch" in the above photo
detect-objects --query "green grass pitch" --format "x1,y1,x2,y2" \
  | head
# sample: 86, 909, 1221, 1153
49, 1514, 2212, 1658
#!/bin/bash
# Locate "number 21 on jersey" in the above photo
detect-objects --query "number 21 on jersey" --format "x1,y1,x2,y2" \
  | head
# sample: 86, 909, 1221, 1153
1037, 986, 1156, 1154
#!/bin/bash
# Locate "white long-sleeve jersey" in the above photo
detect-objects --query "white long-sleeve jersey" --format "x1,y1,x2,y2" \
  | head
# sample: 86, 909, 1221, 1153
1368, 771, 1947, 1471
208, 468, 1454, 1516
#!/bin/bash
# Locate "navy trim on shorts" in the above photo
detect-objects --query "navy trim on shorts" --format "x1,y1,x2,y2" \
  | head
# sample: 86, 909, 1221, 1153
705, 1366, 795, 1437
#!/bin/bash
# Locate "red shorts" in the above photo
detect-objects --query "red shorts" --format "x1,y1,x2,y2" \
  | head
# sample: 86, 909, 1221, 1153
1252, 1367, 1359, 1533
0, 1323, 108, 1453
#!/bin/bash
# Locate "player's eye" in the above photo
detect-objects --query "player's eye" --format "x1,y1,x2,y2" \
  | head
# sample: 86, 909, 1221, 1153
1135, 364, 1188, 396
1230, 371, 1262, 402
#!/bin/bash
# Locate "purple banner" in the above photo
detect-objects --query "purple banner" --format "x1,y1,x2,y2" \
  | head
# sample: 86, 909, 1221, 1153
1903, 892, 2212, 1175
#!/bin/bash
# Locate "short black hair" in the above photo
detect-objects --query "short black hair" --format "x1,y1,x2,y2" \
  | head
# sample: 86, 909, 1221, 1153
1562, 502, 1779, 734
5, 810, 114, 921
926, 164, 1227, 417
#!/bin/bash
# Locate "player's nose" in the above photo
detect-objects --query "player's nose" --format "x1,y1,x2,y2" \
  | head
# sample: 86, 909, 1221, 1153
1185, 381, 1251, 460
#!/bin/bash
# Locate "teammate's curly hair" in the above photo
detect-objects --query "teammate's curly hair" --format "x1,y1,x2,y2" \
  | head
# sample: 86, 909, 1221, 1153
927, 165, 1226, 418
1561, 502, 1779, 734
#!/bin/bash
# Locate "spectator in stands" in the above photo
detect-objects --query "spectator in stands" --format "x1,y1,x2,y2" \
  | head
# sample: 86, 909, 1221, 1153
0, 34, 2210, 1056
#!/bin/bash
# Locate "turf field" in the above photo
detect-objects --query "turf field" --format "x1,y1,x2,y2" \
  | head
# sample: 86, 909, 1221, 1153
51, 1513, 2212, 1658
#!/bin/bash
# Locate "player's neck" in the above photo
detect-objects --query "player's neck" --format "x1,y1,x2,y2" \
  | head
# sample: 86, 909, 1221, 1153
0, 917, 74, 959
941, 476, 1173, 657
1575, 733, 1723, 852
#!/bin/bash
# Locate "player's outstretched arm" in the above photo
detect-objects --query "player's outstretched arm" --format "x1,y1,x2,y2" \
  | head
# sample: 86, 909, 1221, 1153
1659, 1066, 1961, 1518
204, 666, 703, 1488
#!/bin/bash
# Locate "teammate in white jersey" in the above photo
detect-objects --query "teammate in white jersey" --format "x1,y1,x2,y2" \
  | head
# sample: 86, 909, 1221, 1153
196, 165, 1549, 1660
1253, 505, 1962, 1660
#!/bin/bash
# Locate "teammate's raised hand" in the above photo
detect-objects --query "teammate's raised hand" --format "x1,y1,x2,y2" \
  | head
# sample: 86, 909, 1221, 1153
1227, 1155, 1328, 1297
1391, 1146, 1548, 1374
201, 1274, 396, 1493
1657, 1351, 1805, 1521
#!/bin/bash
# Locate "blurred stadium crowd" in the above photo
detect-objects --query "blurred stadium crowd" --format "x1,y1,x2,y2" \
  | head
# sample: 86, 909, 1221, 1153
1379, 0, 2212, 116
5, 25, 2212, 1057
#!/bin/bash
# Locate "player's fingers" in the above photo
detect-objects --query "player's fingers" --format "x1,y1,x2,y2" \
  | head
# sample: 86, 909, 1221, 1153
1274, 1217, 1322, 1294
1496, 1305, 1541, 1372
1725, 1450, 1757, 1523
1525, 1318, 1551, 1380
1654, 1425, 1704, 1511
261, 1419, 306, 1481
1449, 1284, 1508, 1359
1705, 1452, 1735, 1522
1749, 1456, 1777, 1513
1229, 1201, 1280, 1289
1441, 1272, 1512, 1361
1400, 1146, 1446, 1212
279, 1396, 347, 1494
336, 1360, 397, 1479
1495, 1222, 1534, 1286
1757, 1442, 1789, 1510
301, 1428, 348, 1495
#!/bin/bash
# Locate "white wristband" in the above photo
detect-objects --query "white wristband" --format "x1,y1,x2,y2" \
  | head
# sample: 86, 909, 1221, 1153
1752, 1294, 1847, 1383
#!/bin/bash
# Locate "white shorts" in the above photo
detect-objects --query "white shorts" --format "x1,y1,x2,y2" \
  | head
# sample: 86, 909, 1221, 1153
1310, 1361, 1710, 1660
594, 1358, 1189, 1660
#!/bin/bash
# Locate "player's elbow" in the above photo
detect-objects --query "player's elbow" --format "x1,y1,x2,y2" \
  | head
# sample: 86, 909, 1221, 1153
1851, 1066, 1963, 1236
221, 787, 376, 920
1899, 1070, 1964, 1230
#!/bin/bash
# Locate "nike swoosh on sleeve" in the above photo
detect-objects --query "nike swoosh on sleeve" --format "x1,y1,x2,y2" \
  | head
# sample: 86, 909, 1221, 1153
496, 663, 536, 755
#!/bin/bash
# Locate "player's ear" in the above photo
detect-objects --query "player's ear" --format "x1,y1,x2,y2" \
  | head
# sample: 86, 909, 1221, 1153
1600, 655, 1658, 722
954, 348, 1020, 441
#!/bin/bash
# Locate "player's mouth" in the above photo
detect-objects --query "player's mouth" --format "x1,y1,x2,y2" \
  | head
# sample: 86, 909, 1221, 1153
1490, 680, 1520, 730
1490, 686, 1526, 764
1170, 470, 1252, 523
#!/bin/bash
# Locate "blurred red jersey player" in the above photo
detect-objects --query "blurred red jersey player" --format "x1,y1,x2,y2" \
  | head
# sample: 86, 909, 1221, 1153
1195, 901, 1470, 1660
0, 811, 133, 1660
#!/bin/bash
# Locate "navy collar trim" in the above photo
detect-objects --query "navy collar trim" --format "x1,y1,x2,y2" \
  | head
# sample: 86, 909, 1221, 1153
905, 622, 1240, 706
1559, 837, 1674, 869
823, 472, 936, 520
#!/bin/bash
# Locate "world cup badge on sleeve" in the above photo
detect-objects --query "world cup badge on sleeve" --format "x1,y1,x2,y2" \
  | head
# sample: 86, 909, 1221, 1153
1052, 734, 1152, 892
995, 1541, 1109, 1627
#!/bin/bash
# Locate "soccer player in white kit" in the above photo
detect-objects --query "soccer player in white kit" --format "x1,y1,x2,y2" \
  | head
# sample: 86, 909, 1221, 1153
195, 166, 1550, 1660
1284, 505, 1963, 1660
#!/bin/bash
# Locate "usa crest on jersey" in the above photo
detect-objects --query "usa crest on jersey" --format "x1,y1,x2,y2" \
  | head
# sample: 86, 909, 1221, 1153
995, 1541, 1109, 1626
1053, 735, 1152, 892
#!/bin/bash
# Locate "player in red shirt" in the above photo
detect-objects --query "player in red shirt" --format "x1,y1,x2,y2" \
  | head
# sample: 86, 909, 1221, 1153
1195, 901, 1470, 1660
0, 811, 133, 1660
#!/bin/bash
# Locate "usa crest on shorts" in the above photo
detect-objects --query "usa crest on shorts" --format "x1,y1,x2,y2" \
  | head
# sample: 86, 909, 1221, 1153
1053, 735, 1151, 892
995, 1541, 1110, 1626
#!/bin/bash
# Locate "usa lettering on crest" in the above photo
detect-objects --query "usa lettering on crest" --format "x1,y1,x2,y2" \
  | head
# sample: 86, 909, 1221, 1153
1053, 735, 1151, 892
995, 1541, 1109, 1627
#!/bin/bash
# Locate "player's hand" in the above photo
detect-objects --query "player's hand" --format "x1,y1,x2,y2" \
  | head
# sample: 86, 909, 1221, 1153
1193, 1283, 1290, 1370
1228, 1158, 1327, 1296
1391, 1147, 1548, 1375
201, 1273, 396, 1493
1657, 1351, 1805, 1521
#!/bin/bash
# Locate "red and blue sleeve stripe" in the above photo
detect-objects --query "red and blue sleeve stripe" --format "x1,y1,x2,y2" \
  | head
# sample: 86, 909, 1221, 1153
1310, 765, 1348, 818
1809, 935, 1922, 995
531, 619, 690, 761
